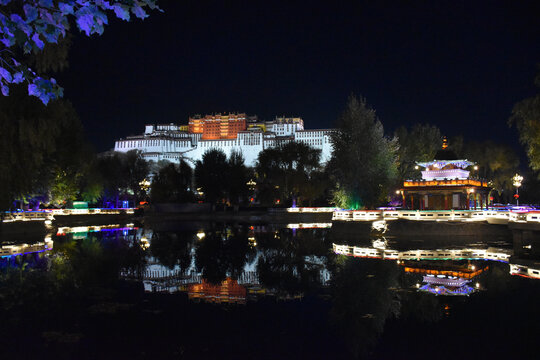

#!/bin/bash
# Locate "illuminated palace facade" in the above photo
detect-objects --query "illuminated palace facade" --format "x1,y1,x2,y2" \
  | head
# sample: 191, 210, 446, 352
400, 140, 491, 210
114, 113, 334, 167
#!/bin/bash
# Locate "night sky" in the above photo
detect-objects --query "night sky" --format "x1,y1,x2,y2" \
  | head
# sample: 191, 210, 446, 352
56, 0, 540, 154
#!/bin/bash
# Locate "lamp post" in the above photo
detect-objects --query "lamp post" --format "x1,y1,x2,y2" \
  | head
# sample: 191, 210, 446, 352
512, 174, 523, 206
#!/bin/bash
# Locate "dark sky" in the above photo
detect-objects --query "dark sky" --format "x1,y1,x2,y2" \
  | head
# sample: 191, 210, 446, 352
57, 0, 540, 153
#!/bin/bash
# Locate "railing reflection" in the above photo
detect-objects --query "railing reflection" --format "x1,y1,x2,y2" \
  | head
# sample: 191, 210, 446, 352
333, 243, 540, 284
0, 237, 54, 257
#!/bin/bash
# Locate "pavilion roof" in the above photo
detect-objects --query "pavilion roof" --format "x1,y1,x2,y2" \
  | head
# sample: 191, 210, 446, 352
416, 159, 475, 169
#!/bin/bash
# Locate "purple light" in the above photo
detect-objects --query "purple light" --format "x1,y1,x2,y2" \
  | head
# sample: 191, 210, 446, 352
419, 284, 474, 296
1, 249, 49, 258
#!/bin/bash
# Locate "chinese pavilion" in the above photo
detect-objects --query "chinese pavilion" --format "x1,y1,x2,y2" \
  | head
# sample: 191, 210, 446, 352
400, 138, 491, 210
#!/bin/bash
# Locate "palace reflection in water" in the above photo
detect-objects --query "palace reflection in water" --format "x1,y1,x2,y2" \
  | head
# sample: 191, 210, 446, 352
1, 221, 540, 359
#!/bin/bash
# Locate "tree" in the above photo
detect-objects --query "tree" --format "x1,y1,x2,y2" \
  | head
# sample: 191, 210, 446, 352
79, 159, 105, 203
462, 140, 519, 202
150, 160, 193, 203
0, 84, 89, 210
226, 150, 249, 205
328, 94, 398, 209
395, 124, 442, 182
509, 66, 540, 175
255, 142, 323, 206
123, 149, 149, 202
194, 149, 229, 204
0, 0, 160, 103
95, 150, 148, 207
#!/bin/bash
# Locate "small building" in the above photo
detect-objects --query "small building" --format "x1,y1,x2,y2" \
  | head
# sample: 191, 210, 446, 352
400, 139, 491, 210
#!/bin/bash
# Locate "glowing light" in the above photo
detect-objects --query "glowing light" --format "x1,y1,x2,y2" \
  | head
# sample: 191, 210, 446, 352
371, 220, 387, 232
248, 236, 257, 246
475, 282, 480, 288
139, 178, 151, 192
140, 236, 150, 250
196, 231, 205, 240
395, 190, 400, 194
415, 165, 419, 170
512, 174, 523, 188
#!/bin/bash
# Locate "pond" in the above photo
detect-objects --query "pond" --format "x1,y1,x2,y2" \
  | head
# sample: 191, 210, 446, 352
1, 221, 539, 359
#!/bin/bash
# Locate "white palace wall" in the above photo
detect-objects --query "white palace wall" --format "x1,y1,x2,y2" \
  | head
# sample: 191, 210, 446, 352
114, 123, 333, 167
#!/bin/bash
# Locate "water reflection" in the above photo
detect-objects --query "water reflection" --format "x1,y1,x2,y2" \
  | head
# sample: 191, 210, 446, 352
333, 240, 540, 286
128, 224, 331, 302
1, 222, 540, 358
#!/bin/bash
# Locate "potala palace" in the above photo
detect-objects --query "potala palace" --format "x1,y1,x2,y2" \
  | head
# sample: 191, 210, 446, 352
113, 113, 334, 167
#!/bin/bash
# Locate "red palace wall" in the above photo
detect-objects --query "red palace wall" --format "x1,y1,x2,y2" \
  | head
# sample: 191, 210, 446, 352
188, 113, 247, 140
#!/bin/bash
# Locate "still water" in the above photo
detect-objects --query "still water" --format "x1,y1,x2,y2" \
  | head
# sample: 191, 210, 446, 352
1, 221, 539, 359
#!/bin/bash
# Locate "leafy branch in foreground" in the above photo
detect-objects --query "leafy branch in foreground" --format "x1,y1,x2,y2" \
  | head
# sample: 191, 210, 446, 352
0, 0, 160, 104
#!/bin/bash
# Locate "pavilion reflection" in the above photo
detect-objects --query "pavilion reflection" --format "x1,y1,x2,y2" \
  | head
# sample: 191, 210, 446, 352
402, 260, 487, 296
332, 238, 540, 296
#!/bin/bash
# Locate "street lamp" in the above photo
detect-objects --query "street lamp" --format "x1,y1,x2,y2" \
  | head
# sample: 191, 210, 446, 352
512, 174, 523, 206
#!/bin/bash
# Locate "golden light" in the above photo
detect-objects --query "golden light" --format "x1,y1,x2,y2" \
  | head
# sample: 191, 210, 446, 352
196, 231, 205, 240
140, 237, 150, 250
512, 173, 523, 188
139, 178, 151, 192
473, 165, 478, 170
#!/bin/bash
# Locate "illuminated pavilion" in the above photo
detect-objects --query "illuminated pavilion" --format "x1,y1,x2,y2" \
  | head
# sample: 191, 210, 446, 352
399, 139, 491, 210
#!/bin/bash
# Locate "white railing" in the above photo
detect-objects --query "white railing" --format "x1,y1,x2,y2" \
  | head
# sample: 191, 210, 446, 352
352, 210, 382, 221
331, 209, 537, 224
285, 207, 338, 213
510, 264, 540, 279
57, 224, 136, 235
286, 223, 333, 229
333, 244, 512, 263
525, 211, 540, 223
333, 211, 354, 220
50, 208, 135, 215
2, 211, 54, 222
